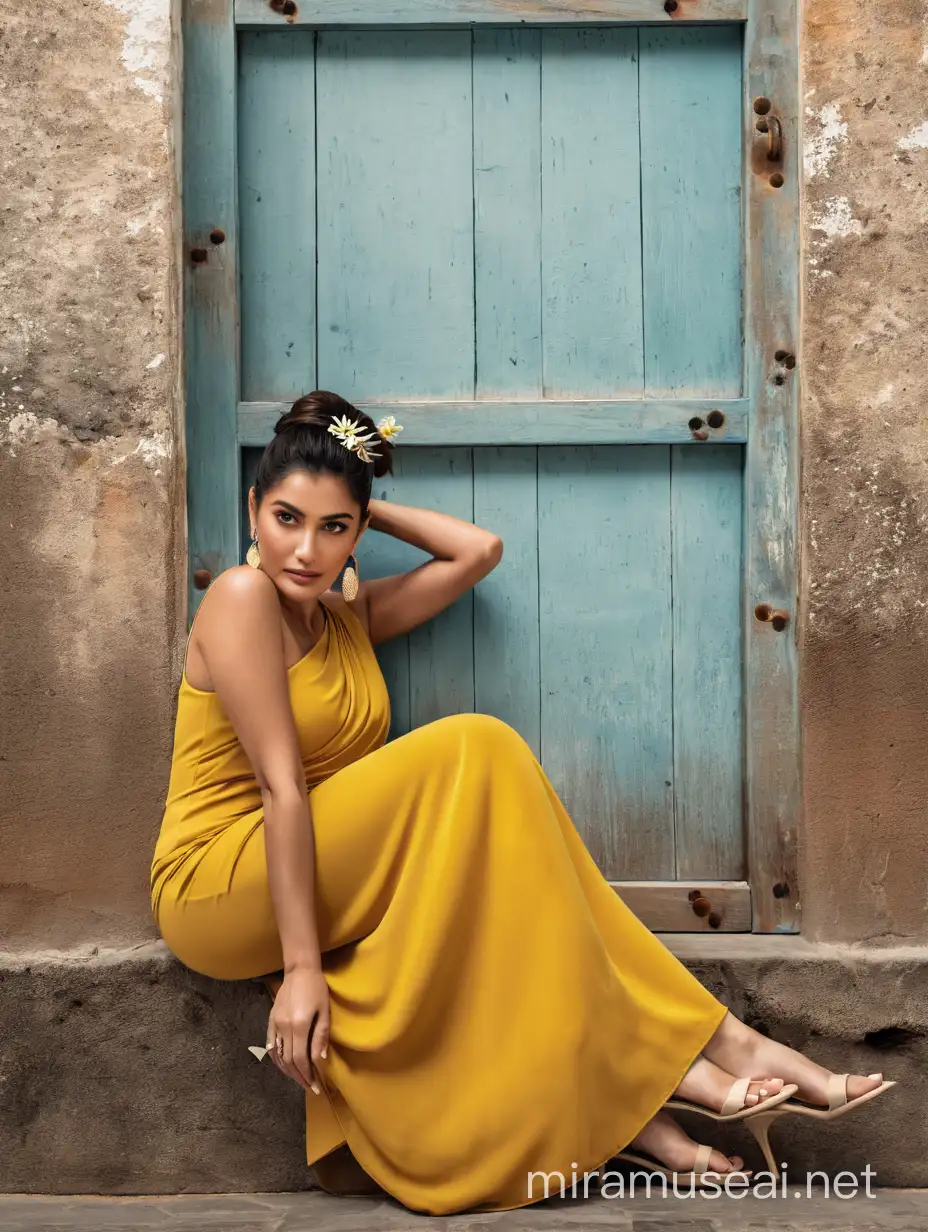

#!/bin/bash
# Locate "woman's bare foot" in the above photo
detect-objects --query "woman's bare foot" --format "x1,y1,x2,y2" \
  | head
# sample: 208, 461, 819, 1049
674, 1055, 784, 1111
703, 1012, 884, 1106
629, 1110, 746, 1176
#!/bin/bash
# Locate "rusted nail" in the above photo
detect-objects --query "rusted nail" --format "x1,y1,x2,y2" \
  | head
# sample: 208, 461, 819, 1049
772, 882, 791, 899
754, 97, 772, 116
209, 228, 226, 245
691, 895, 712, 919
708, 912, 722, 930
770, 610, 789, 632
769, 172, 785, 189
783, 354, 796, 369
190, 248, 208, 264
687, 890, 702, 902
664, 0, 679, 11
193, 569, 212, 589
688, 416, 704, 431
282, 0, 297, 12
706, 410, 725, 429
753, 603, 772, 622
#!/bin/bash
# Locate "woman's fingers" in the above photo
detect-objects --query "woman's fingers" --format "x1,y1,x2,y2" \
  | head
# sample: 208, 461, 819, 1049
292, 1020, 319, 1094
310, 1008, 330, 1074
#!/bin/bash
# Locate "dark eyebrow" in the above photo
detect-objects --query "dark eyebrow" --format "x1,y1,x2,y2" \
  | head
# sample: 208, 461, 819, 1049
271, 499, 355, 521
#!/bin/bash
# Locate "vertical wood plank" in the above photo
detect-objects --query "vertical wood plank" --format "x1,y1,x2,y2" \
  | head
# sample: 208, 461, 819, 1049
671, 444, 744, 879
744, 0, 801, 932
473, 447, 540, 756
406, 449, 476, 726
538, 446, 674, 880
639, 26, 743, 397
541, 28, 643, 398
473, 29, 543, 399
359, 454, 427, 741
238, 30, 317, 402
315, 31, 474, 400
184, 0, 240, 620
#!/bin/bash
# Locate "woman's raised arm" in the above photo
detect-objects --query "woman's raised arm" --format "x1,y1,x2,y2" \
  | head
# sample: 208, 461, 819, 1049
358, 498, 503, 645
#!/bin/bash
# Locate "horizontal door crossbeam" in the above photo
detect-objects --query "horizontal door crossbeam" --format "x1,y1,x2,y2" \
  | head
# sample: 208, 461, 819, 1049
234, 0, 747, 27
612, 881, 752, 932
238, 399, 748, 447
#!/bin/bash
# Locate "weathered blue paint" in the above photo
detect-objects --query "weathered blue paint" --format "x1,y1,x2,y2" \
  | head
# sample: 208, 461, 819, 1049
315, 30, 475, 401
539, 446, 674, 881
640, 25, 743, 396
671, 444, 744, 879
473, 447, 541, 756
183, 0, 241, 619
541, 27, 642, 397
235, 0, 748, 28
238, 30, 317, 401
238, 399, 750, 446
473, 28, 543, 399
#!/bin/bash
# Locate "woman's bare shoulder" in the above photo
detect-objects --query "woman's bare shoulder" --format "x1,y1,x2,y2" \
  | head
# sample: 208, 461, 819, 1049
185, 566, 281, 688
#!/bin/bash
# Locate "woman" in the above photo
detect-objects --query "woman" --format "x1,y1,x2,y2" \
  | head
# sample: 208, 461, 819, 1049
150, 391, 890, 1215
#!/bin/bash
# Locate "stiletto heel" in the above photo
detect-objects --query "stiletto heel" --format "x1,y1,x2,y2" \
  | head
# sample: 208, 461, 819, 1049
744, 1108, 789, 1180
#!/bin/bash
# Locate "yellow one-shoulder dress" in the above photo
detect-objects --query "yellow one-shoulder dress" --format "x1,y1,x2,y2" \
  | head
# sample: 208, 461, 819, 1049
150, 597, 728, 1215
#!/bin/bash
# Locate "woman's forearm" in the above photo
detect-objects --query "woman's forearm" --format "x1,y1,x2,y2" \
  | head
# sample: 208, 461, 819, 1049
262, 784, 323, 973
367, 498, 501, 564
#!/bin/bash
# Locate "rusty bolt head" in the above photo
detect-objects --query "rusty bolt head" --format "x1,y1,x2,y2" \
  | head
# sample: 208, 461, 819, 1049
770, 611, 790, 632
708, 912, 722, 930
772, 882, 791, 899
769, 172, 785, 189
784, 354, 797, 369
754, 603, 773, 623
190, 248, 208, 264
691, 895, 712, 919
209, 228, 226, 245
193, 569, 212, 589
688, 416, 704, 431
775, 349, 788, 361
664, 0, 679, 11
707, 410, 725, 429
754, 97, 772, 116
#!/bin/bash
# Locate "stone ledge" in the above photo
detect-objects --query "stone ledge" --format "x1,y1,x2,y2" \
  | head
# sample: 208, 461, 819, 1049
1, 941, 924, 1192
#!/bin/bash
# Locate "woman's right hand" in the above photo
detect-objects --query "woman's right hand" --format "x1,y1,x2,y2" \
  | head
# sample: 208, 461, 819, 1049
266, 966, 330, 1093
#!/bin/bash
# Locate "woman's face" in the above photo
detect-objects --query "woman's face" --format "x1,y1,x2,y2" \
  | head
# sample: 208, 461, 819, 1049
248, 469, 366, 602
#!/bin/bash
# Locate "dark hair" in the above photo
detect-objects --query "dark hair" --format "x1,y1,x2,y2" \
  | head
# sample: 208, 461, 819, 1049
252, 390, 395, 522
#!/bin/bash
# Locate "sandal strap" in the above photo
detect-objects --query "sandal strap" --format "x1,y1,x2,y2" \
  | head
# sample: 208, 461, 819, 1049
693, 1144, 714, 1176
720, 1076, 752, 1116
827, 1073, 849, 1111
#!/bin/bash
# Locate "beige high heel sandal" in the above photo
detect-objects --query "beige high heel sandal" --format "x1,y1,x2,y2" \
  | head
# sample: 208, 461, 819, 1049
744, 1073, 896, 1180
615, 1143, 752, 1189
666, 1075, 799, 1122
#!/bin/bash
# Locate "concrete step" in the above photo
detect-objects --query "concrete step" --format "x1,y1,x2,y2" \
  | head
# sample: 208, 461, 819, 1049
1, 937, 926, 1194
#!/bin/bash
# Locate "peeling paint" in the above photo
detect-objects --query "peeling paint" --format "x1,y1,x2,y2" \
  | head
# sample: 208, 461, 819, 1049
809, 196, 863, 243
898, 120, 928, 151
804, 102, 849, 180
102, 0, 170, 103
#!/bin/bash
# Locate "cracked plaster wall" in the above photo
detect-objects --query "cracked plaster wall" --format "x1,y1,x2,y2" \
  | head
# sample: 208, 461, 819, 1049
2, 0, 928, 952
0, 0, 184, 949
801, 0, 928, 943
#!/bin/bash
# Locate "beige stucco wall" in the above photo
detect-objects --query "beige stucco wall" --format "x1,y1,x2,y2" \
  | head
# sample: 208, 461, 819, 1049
2, 0, 927, 953
0, 0, 184, 949
800, 0, 928, 943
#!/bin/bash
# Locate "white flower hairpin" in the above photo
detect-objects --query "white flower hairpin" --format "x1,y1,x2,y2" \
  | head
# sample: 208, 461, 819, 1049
328, 413, 403, 463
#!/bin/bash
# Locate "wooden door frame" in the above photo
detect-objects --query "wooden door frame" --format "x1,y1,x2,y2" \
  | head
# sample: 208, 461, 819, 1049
181, 0, 800, 933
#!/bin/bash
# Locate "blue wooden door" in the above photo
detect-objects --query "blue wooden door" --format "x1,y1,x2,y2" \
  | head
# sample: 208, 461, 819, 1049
189, 1, 800, 933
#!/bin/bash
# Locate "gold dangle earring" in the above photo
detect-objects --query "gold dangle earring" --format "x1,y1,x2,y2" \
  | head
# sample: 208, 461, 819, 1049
342, 553, 359, 602
246, 529, 261, 569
